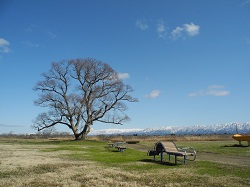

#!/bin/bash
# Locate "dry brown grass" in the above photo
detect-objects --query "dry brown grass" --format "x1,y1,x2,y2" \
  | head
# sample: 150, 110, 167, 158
88, 134, 233, 142
0, 138, 249, 187
0, 143, 144, 187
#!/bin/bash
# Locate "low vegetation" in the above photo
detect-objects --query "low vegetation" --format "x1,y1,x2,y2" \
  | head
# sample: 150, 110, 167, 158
0, 137, 249, 186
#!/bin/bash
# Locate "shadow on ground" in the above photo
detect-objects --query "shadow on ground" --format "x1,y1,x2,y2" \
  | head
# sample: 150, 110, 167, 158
222, 144, 249, 148
140, 159, 178, 166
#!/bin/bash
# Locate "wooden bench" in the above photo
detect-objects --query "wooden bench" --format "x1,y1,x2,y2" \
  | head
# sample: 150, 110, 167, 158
107, 143, 114, 149
148, 141, 196, 165
114, 142, 127, 152
107, 142, 127, 152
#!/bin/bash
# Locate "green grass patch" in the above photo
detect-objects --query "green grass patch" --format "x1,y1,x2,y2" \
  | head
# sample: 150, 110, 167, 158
141, 141, 250, 156
178, 141, 250, 156
194, 161, 250, 178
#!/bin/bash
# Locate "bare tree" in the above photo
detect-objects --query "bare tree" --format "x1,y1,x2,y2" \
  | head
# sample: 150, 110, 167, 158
33, 58, 138, 140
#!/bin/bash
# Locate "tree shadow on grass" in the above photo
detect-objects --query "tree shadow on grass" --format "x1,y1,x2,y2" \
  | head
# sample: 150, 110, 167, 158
139, 159, 178, 166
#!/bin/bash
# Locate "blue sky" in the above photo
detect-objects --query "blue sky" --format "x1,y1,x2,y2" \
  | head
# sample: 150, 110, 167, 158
0, 0, 249, 134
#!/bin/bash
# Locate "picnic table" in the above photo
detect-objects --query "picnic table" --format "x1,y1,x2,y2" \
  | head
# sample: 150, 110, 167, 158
107, 142, 127, 152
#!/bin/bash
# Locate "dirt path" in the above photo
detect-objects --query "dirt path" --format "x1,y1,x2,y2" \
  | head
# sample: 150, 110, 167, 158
196, 152, 250, 166
128, 144, 250, 167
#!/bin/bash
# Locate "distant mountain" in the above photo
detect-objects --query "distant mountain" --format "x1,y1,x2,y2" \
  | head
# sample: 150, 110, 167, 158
88, 122, 250, 136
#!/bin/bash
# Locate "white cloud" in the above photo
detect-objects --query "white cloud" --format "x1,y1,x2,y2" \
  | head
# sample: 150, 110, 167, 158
156, 21, 167, 38
118, 72, 130, 80
170, 22, 200, 40
145, 90, 161, 99
188, 85, 230, 97
184, 22, 200, 36
171, 26, 183, 40
0, 38, 10, 53
135, 19, 149, 30
135, 19, 200, 41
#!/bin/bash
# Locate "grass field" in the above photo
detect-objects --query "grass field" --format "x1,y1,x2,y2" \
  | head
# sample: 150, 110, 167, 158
0, 137, 249, 187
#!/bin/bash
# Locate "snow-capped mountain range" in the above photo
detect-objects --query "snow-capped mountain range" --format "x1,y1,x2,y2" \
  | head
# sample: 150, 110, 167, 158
88, 122, 250, 136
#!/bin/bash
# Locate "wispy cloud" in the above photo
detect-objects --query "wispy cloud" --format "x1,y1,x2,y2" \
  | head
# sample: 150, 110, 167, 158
171, 22, 200, 40
0, 124, 25, 127
244, 37, 250, 44
25, 24, 37, 32
22, 41, 40, 48
188, 85, 230, 97
171, 26, 184, 40
156, 20, 167, 38
118, 72, 130, 80
135, 19, 149, 30
45, 30, 57, 39
145, 90, 161, 99
239, 0, 250, 7
0, 38, 11, 53
25, 25, 57, 39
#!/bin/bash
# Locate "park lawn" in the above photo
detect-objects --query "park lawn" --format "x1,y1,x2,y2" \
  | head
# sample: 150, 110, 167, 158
178, 141, 250, 156
141, 140, 250, 156
0, 139, 249, 187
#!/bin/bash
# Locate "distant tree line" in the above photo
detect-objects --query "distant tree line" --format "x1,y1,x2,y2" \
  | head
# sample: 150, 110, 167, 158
0, 131, 73, 139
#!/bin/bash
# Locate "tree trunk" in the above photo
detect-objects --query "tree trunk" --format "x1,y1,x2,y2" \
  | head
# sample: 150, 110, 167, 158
74, 124, 90, 140
74, 133, 82, 140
